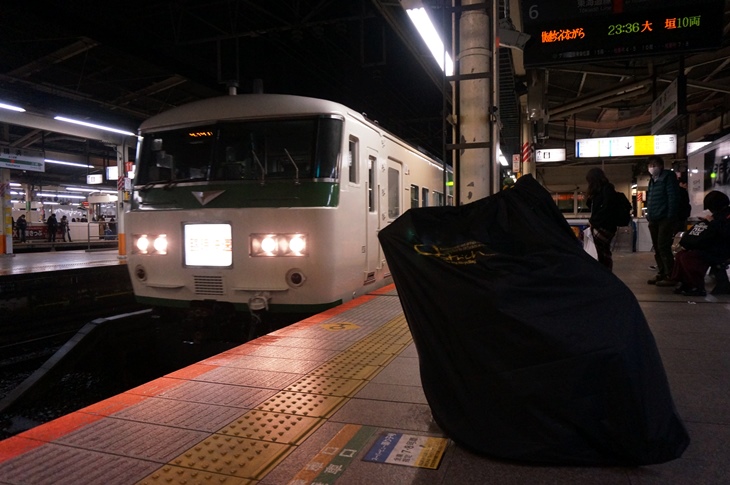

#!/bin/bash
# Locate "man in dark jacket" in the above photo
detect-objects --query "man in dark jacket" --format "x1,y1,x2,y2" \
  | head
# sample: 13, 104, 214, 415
47, 213, 58, 242
645, 156, 679, 285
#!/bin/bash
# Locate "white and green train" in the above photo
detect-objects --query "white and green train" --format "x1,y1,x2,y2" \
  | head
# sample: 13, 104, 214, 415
126, 93, 451, 315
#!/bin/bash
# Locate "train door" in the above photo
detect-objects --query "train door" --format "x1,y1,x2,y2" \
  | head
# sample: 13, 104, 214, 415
366, 149, 379, 277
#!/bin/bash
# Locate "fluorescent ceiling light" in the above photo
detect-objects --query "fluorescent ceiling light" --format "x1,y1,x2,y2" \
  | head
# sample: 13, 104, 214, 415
406, 7, 454, 76
497, 147, 509, 166
66, 187, 98, 192
66, 186, 117, 194
0, 102, 25, 112
45, 158, 95, 168
37, 192, 88, 199
54, 116, 136, 136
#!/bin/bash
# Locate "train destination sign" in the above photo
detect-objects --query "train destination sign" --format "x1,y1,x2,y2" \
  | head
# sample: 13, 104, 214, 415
520, 0, 725, 67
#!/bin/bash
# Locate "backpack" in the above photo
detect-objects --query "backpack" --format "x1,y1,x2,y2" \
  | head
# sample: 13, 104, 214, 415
609, 191, 632, 227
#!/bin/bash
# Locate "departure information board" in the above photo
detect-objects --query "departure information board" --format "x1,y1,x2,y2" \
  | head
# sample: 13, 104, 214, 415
520, 0, 725, 67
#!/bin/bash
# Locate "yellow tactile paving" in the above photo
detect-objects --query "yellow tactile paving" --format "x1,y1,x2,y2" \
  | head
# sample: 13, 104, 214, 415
137, 464, 254, 485
344, 340, 408, 354
136, 310, 413, 485
309, 360, 381, 380
217, 410, 322, 444
169, 434, 291, 480
255, 391, 347, 418
285, 374, 367, 397
329, 351, 394, 366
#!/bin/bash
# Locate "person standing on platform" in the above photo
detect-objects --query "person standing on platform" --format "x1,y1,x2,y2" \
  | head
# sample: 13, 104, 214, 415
645, 156, 680, 285
586, 167, 618, 270
60, 215, 72, 242
16, 214, 27, 243
47, 213, 58, 242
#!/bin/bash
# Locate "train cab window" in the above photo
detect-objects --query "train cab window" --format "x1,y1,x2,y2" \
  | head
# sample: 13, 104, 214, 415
348, 137, 359, 184
410, 184, 419, 208
136, 116, 343, 184
421, 187, 429, 207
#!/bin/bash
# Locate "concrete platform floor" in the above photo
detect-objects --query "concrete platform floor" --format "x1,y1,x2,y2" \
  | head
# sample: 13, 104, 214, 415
0, 250, 728, 484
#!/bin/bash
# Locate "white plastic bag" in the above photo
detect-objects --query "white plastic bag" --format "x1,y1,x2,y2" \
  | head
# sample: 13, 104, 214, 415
583, 227, 598, 260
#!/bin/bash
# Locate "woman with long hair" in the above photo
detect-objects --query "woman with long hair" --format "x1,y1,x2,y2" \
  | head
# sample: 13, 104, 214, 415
586, 167, 619, 270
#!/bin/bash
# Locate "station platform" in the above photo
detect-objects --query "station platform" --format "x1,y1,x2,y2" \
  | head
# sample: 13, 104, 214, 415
0, 248, 125, 277
0, 249, 133, 346
0, 251, 729, 484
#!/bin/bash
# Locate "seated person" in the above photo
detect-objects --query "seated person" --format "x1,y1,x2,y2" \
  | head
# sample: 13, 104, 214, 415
667, 190, 730, 296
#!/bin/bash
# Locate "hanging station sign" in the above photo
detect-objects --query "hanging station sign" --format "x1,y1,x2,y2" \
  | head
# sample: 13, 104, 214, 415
576, 135, 677, 158
535, 148, 566, 162
520, 0, 725, 67
0, 147, 45, 172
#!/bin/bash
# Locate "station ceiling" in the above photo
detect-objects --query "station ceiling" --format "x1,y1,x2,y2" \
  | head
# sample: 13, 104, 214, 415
1, 1, 729, 192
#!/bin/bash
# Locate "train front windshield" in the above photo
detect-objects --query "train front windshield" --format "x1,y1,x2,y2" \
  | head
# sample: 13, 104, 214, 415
136, 117, 343, 184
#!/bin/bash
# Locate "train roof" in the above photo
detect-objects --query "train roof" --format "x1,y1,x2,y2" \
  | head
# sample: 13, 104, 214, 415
138, 94, 361, 131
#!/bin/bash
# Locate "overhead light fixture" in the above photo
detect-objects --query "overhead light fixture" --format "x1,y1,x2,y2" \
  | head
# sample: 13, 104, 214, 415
45, 158, 95, 169
37, 192, 88, 199
0, 102, 26, 112
54, 116, 136, 136
405, 6, 454, 76
66, 186, 117, 194
497, 147, 509, 166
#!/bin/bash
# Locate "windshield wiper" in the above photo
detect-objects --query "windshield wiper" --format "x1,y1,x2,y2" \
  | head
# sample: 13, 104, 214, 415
251, 150, 266, 185
283, 148, 300, 185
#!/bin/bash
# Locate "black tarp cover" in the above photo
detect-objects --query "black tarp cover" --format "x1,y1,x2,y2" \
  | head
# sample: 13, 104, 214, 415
377, 174, 689, 466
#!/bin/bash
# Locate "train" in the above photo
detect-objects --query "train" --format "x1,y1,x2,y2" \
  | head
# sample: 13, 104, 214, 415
125, 93, 451, 323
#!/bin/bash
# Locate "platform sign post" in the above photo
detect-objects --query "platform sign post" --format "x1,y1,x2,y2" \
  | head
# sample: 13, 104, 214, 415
0, 171, 12, 254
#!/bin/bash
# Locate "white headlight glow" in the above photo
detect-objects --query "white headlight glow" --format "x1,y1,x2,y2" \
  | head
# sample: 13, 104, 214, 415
153, 235, 168, 254
250, 233, 307, 257
136, 235, 149, 253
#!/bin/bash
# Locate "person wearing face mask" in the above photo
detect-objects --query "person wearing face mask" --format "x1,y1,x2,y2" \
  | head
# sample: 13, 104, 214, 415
645, 155, 680, 285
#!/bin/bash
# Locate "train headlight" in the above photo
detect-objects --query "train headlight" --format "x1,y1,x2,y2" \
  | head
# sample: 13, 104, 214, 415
250, 233, 307, 257
133, 234, 168, 255
153, 235, 168, 254
135, 235, 150, 253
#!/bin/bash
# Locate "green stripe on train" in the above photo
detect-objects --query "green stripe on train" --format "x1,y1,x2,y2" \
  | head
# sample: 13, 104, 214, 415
132, 181, 340, 210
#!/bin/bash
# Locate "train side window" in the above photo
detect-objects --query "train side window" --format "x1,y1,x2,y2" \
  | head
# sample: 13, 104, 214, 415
410, 184, 419, 208
421, 187, 429, 207
368, 156, 376, 212
433, 190, 444, 206
348, 137, 359, 184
